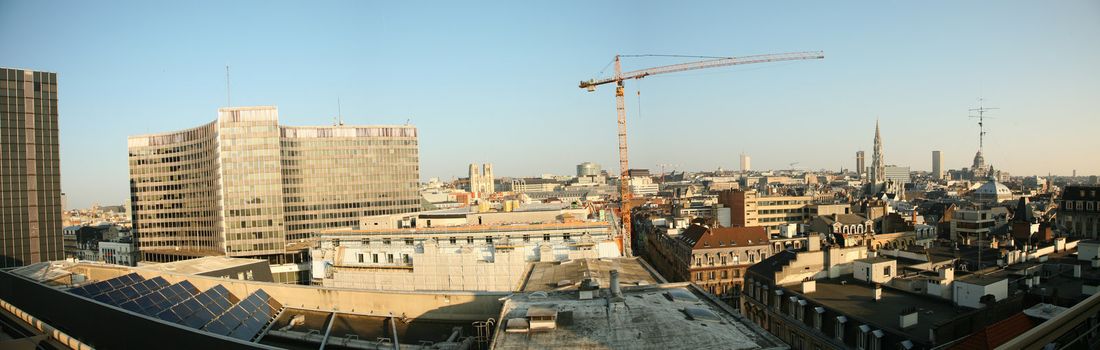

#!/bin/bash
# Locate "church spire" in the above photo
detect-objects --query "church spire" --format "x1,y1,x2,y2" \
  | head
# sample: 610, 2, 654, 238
870, 119, 885, 185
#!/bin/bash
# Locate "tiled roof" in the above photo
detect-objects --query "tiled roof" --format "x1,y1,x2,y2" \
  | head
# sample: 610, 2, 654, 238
948, 313, 1035, 350
677, 224, 769, 249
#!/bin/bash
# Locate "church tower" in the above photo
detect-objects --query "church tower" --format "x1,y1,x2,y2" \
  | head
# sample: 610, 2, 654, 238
870, 119, 885, 185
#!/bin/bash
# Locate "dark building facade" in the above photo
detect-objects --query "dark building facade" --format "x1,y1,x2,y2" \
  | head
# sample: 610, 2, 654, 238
1058, 186, 1100, 238
0, 67, 63, 267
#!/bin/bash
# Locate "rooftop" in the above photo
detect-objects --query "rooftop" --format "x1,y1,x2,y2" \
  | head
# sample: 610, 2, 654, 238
492, 284, 785, 350
792, 277, 962, 343
520, 258, 664, 292
138, 256, 270, 276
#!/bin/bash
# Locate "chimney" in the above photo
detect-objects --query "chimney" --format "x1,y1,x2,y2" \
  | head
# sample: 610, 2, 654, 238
802, 279, 817, 294
939, 267, 954, 283
609, 270, 624, 301
873, 284, 882, 301
1092, 257, 1100, 269
899, 308, 918, 329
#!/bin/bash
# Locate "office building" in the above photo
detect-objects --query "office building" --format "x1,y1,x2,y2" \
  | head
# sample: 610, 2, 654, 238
855, 150, 865, 178
740, 153, 751, 172
717, 189, 812, 234
932, 150, 943, 180
128, 106, 419, 273
883, 165, 911, 186
0, 68, 64, 268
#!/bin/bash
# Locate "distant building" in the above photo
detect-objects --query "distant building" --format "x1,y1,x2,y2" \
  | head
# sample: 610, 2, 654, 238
468, 163, 496, 195
98, 239, 137, 266
883, 165, 911, 193
740, 153, 751, 172
932, 150, 943, 180
870, 120, 885, 185
0, 67, 64, 268
717, 189, 812, 234
856, 150, 866, 179
1058, 186, 1100, 238
128, 106, 419, 283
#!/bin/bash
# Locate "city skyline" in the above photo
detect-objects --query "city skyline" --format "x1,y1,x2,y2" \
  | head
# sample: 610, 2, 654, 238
2, 0, 1098, 208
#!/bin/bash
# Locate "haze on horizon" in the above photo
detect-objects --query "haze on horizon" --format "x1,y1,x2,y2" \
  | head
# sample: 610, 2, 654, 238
1, 0, 1097, 209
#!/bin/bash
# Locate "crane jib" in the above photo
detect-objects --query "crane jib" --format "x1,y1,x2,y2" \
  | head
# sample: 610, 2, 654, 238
578, 51, 824, 89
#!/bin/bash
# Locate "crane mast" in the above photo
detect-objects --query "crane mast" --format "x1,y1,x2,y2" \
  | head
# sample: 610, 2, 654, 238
580, 51, 824, 257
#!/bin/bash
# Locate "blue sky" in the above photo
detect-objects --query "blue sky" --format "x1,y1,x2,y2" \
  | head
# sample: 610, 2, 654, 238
2, 1, 1098, 209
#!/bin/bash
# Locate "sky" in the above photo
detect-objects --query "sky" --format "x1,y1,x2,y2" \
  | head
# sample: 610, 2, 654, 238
2, 1, 1098, 209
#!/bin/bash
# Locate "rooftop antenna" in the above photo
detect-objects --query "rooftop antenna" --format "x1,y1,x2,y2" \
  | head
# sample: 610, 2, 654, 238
337, 97, 344, 126
968, 97, 998, 153
225, 65, 231, 107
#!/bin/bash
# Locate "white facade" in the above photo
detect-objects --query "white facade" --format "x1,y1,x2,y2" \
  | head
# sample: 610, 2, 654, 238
98, 241, 137, 266
312, 221, 620, 291
953, 278, 1008, 309
853, 258, 896, 284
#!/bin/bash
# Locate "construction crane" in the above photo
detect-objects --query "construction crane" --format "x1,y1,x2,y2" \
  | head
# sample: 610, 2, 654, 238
579, 51, 824, 256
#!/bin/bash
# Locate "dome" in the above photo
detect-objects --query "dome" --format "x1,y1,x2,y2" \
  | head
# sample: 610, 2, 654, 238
975, 180, 1010, 195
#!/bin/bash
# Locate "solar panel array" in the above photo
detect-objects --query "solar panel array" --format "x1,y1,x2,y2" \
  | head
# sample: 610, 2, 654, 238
201, 289, 283, 341
68, 274, 283, 342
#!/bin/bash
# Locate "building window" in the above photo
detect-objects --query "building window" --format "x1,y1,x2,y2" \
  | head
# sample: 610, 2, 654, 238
486, 237, 493, 244
563, 233, 571, 241
884, 266, 892, 277
357, 254, 364, 263
544, 234, 551, 241
709, 271, 716, 280
449, 237, 457, 245
405, 238, 414, 245
721, 270, 729, 279
523, 234, 530, 242
697, 272, 704, 281
387, 254, 394, 263
372, 254, 379, 263
383, 238, 391, 245
467, 236, 475, 244
361, 238, 370, 246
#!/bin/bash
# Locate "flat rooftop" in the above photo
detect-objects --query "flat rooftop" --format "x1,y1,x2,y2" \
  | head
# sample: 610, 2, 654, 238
492, 284, 785, 350
322, 221, 611, 236
520, 258, 664, 292
793, 277, 962, 343
138, 256, 268, 275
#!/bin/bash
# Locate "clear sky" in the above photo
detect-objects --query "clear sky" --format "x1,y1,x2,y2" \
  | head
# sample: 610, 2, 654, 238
2, 1, 1098, 209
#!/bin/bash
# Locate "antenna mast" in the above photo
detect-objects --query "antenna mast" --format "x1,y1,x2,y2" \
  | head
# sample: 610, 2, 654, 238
969, 98, 998, 152
225, 65, 231, 107
337, 97, 343, 126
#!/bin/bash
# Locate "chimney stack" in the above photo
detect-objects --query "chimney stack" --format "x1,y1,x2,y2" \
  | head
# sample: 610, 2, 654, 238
610, 270, 624, 301
873, 284, 883, 301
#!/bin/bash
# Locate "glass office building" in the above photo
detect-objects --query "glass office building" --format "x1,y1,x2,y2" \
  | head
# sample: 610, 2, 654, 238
128, 106, 419, 264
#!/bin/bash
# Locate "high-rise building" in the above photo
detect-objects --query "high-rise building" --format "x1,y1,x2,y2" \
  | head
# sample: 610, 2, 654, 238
932, 150, 943, 179
856, 150, 866, 178
870, 120, 885, 184
740, 153, 751, 172
468, 163, 495, 195
884, 165, 911, 186
128, 106, 419, 267
0, 68, 64, 268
